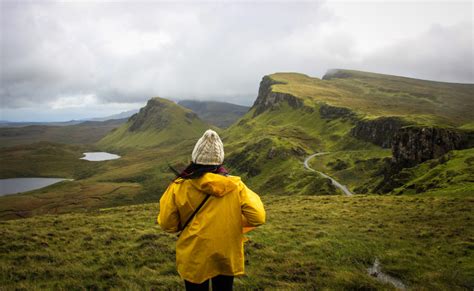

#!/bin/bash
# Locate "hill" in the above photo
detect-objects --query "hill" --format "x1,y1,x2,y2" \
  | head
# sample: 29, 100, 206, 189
0, 119, 127, 147
223, 70, 474, 195
178, 100, 249, 128
98, 97, 209, 150
277, 69, 474, 127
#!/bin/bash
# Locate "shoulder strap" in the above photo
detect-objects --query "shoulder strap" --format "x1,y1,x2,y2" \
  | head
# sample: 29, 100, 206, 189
177, 194, 211, 237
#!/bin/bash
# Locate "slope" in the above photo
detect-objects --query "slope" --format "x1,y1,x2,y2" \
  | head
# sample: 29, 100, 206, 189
1, 194, 472, 289
223, 70, 474, 195
98, 97, 209, 150
274, 69, 474, 127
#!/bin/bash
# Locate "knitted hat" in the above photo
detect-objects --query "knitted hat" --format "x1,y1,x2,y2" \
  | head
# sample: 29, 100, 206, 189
192, 129, 224, 165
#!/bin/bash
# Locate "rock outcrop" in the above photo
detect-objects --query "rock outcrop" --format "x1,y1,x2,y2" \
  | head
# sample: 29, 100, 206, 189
350, 117, 407, 148
373, 126, 473, 193
252, 76, 304, 116
319, 104, 356, 120
391, 126, 472, 168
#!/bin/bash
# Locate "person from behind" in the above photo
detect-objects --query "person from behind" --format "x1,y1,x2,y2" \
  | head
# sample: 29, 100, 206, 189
158, 129, 266, 291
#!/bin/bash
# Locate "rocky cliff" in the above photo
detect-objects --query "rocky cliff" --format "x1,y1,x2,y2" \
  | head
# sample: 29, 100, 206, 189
391, 126, 472, 168
319, 104, 356, 121
252, 76, 304, 116
373, 126, 473, 193
350, 117, 408, 148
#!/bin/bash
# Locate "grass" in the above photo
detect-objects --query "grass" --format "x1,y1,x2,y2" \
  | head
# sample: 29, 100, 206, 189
0, 142, 95, 179
0, 194, 472, 290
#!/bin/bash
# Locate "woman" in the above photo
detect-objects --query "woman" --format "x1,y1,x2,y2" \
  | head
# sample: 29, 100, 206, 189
158, 129, 266, 291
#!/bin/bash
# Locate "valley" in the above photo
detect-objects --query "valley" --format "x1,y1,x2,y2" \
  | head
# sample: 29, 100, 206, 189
0, 69, 473, 289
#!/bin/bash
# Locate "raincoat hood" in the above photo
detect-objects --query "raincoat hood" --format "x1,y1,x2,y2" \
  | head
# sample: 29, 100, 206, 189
183, 173, 239, 197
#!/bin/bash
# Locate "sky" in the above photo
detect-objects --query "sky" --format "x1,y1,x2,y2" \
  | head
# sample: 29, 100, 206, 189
1, 0, 473, 122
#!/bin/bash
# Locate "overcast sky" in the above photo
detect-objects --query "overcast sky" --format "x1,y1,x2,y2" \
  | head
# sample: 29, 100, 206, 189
1, 0, 473, 121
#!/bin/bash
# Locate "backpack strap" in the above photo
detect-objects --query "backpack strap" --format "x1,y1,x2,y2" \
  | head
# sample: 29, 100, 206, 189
177, 194, 211, 237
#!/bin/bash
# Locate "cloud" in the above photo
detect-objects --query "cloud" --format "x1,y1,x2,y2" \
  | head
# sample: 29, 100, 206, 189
359, 22, 473, 83
0, 1, 472, 121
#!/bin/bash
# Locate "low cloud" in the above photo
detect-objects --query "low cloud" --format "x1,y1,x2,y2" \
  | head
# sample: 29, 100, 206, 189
1, 1, 472, 120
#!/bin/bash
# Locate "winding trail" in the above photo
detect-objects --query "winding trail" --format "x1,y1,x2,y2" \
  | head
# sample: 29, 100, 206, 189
303, 152, 353, 196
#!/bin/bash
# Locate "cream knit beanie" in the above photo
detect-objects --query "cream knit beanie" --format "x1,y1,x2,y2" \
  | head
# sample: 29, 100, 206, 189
192, 129, 224, 165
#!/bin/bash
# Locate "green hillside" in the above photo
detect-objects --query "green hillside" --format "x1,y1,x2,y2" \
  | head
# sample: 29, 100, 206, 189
272, 69, 474, 127
178, 100, 249, 128
223, 70, 473, 195
1, 194, 472, 289
98, 97, 209, 150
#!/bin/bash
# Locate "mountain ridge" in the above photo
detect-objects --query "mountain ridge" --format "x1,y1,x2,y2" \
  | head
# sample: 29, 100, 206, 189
98, 97, 209, 150
178, 100, 249, 128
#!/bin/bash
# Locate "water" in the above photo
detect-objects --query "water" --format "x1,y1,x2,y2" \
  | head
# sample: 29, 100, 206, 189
368, 258, 407, 290
80, 152, 121, 161
0, 178, 70, 197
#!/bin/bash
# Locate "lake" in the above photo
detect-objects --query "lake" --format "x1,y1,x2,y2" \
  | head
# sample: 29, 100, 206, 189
80, 152, 121, 161
0, 178, 70, 197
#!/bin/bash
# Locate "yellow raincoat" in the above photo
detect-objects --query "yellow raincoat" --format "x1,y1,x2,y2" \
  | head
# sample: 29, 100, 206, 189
158, 172, 266, 284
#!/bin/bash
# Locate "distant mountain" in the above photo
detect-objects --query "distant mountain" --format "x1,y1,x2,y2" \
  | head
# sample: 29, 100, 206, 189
98, 97, 209, 149
86, 109, 139, 122
0, 109, 139, 128
178, 100, 249, 128
0, 120, 83, 127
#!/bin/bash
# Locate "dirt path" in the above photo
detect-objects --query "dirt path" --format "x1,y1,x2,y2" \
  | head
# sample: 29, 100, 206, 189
303, 152, 353, 196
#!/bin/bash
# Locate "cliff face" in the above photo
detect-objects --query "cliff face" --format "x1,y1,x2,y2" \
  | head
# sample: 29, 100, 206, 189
391, 127, 471, 168
252, 76, 304, 116
350, 117, 407, 148
319, 104, 356, 120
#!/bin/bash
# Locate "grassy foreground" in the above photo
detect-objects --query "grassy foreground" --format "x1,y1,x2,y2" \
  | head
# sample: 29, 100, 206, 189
1, 194, 472, 290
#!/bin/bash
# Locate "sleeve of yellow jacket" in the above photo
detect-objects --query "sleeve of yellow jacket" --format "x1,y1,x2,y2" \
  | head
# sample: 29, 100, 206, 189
240, 183, 266, 226
157, 183, 180, 233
